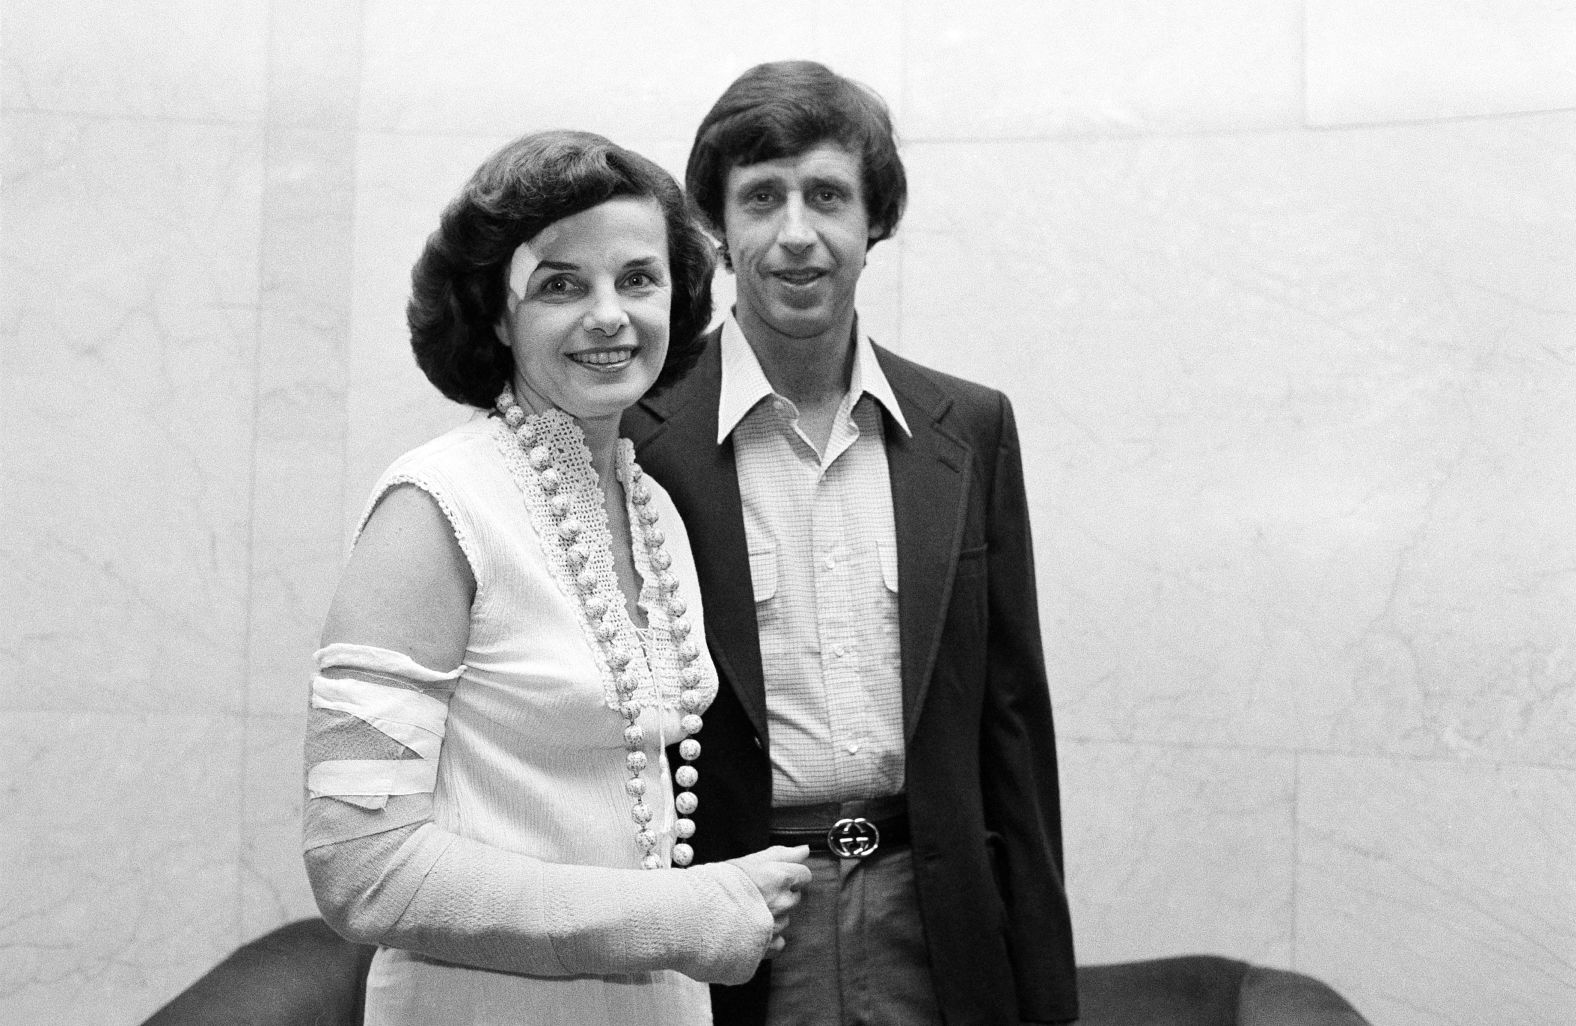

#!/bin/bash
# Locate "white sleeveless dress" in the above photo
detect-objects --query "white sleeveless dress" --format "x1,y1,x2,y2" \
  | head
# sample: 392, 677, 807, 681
357, 412, 721, 1025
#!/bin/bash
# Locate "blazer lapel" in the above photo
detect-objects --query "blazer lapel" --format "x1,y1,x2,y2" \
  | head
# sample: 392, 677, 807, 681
630, 338, 771, 742
877, 348, 973, 741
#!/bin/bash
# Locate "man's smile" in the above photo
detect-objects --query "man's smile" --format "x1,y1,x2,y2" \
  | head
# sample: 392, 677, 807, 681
771, 268, 828, 287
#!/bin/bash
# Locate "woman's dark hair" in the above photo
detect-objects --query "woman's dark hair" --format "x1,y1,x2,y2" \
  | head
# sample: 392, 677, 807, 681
685, 60, 907, 254
408, 130, 715, 409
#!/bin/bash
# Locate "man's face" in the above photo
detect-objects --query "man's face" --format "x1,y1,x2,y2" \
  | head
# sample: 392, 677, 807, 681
721, 142, 879, 345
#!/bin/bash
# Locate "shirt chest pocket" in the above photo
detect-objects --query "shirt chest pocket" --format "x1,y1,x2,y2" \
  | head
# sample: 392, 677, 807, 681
749, 540, 899, 607
878, 541, 899, 595
748, 543, 778, 604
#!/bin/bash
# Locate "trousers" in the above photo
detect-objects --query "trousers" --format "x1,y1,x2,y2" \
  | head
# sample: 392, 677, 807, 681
764, 842, 944, 1026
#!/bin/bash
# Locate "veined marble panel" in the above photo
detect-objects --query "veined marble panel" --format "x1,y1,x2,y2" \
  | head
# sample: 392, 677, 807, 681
806, 0, 905, 116
1298, 753, 1576, 1026
898, 114, 1576, 764
246, 126, 357, 718
0, 712, 242, 1025
1, 0, 268, 120
901, 0, 1303, 139
358, 0, 903, 140
265, 0, 365, 131
344, 131, 505, 537
1, 113, 265, 715
1059, 739, 1296, 965
1307, 0, 1576, 126
241, 711, 319, 936
852, 237, 903, 353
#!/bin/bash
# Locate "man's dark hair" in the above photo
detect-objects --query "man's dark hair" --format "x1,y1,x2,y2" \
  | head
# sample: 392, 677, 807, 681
408, 130, 715, 409
686, 60, 907, 253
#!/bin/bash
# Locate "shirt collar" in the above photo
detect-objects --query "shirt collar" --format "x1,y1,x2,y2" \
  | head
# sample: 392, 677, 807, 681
716, 313, 912, 444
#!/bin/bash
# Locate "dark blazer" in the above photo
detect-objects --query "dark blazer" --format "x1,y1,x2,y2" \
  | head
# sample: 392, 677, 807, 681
623, 328, 1078, 1025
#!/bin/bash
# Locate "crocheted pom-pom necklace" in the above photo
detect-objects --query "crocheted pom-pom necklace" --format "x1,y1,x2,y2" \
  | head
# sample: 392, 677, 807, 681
497, 387, 705, 870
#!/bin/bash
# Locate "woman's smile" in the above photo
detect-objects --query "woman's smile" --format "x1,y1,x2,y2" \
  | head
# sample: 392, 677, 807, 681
568, 346, 640, 369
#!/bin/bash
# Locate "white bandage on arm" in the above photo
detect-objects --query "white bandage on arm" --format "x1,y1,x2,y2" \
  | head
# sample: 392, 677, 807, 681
303, 643, 458, 827
307, 672, 450, 810
302, 644, 774, 982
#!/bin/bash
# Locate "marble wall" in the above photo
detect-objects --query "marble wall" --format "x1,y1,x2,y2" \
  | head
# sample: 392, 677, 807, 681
3, 2, 1572, 1022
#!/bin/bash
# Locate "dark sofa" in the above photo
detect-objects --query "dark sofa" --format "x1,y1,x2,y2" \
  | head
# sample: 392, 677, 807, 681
140, 918, 1371, 1025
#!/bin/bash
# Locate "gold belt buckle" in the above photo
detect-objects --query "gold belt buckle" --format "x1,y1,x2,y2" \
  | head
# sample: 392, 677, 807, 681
827, 816, 881, 858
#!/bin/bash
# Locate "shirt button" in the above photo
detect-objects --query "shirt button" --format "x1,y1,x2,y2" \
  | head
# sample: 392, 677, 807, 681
834, 644, 848, 658
847, 741, 861, 754
824, 554, 836, 570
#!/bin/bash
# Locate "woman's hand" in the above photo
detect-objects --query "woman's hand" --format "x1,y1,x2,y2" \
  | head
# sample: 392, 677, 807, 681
727, 845, 812, 958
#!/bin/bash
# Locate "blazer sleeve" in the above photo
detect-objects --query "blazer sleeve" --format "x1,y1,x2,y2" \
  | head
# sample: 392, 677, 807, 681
977, 392, 1080, 1022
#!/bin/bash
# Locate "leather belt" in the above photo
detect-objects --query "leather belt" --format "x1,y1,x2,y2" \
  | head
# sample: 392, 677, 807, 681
768, 795, 909, 859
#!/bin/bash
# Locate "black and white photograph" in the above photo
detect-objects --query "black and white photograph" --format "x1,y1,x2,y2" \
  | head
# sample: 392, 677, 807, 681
3, 2, 1574, 1024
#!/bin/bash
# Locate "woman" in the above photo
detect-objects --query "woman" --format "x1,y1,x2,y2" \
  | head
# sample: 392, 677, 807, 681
303, 131, 809, 1025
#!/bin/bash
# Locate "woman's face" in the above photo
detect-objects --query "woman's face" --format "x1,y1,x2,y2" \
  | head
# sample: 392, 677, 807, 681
496, 196, 671, 427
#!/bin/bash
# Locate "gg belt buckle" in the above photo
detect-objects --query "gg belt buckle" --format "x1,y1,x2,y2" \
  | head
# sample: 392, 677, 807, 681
827, 816, 881, 859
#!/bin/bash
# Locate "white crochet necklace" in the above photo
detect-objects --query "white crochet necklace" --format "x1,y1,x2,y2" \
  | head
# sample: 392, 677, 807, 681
495, 386, 704, 870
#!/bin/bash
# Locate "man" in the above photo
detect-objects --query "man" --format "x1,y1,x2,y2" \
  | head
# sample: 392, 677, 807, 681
624, 60, 1078, 1026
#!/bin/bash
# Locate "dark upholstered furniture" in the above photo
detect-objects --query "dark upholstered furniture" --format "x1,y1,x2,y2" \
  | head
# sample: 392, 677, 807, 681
140, 918, 1370, 1025
141, 919, 372, 1026
1076, 955, 1370, 1025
